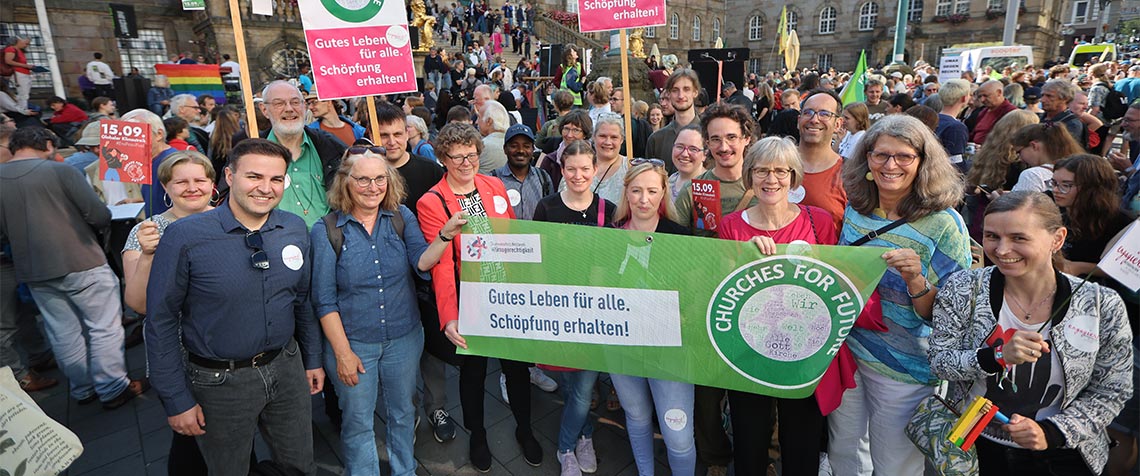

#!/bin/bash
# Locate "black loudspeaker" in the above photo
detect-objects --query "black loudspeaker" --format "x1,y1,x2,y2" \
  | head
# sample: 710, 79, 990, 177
519, 107, 539, 131
687, 48, 748, 97
409, 26, 420, 51
113, 76, 151, 113
540, 44, 563, 77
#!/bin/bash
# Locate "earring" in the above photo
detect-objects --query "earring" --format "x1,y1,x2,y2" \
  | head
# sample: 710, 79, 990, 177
163, 193, 172, 208
865, 171, 874, 181
211, 186, 221, 204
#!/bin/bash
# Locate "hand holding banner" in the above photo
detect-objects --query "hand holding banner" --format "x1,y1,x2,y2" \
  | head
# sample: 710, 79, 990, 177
98, 119, 151, 185
457, 218, 888, 398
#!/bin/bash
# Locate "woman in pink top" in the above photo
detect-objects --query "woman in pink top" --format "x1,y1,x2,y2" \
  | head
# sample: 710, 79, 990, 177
716, 136, 849, 476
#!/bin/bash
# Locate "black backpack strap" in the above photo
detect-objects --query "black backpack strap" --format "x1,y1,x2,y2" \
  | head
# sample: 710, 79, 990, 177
390, 208, 405, 242
802, 205, 819, 243
322, 212, 343, 260
538, 167, 552, 196
850, 218, 908, 247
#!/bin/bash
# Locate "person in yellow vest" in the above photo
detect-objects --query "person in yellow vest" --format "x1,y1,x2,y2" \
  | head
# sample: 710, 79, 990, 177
560, 47, 583, 107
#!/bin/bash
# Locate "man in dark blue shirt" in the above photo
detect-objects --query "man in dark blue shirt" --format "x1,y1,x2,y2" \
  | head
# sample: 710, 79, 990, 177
145, 139, 324, 476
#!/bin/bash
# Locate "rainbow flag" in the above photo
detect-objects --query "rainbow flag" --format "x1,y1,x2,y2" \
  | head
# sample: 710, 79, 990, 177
154, 64, 226, 104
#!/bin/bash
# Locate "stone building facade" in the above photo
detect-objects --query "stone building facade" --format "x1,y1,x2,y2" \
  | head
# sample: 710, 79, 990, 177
718, 0, 1068, 74
531, 0, 726, 57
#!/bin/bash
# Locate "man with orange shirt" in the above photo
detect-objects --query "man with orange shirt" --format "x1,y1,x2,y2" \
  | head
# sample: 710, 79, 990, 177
305, 92, 365, 146
797, 89, 848, 230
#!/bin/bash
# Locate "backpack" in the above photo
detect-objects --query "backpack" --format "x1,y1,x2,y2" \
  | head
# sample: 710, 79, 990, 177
321, 210, 405, 260
0, 47, 15, 77
1098, 82, 1128, 121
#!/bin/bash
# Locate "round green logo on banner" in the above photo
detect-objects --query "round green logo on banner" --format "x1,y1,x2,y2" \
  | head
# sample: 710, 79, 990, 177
321, 0, 383, 23
706, 256, 863, 389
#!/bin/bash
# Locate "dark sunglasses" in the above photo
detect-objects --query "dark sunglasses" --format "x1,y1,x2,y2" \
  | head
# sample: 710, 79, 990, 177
630, 158, 666, 167
348, 146, 386, 155
245, 230, 270, 270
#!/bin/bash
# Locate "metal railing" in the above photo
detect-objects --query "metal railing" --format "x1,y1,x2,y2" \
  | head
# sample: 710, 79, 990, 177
534, 14, 606, 51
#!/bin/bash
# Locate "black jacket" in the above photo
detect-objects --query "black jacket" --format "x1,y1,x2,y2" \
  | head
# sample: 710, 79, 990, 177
232, 126, 347, 190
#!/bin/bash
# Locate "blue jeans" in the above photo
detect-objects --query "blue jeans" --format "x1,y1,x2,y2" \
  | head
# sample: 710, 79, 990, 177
26, 264, 128, 401
324, 328, 423, 476
611, 374, 695, 476
556, 370, 598, 452
190, 339, 315, 476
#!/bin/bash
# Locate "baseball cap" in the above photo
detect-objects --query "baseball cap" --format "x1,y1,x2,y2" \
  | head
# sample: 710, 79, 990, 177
1024, 87, 1042, 101
75, 122, 101, 146
890, 71, 903, 79
504, 123, 534, 143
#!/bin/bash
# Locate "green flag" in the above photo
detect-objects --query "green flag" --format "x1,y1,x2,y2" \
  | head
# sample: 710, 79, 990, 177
456, 218, 888, 398
840, 50, 867, 106
777, 6, 788, 54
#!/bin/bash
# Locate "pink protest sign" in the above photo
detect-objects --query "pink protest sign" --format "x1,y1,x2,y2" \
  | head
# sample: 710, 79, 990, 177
576, 0, 665, 33
298, 0, 417, 100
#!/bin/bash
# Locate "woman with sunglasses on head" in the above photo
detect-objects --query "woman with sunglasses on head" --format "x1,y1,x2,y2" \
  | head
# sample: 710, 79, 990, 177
533, 139, 616, 476
715, 137, 842, 475
310, 146, 463, 476
120, 150, 217, 476
828, 115, 972, 476
416, 122, 543, 472
929, 191, 1133, 476
558, 113, 627, 204
608, 158, 695, 476
667, 126, 706, 201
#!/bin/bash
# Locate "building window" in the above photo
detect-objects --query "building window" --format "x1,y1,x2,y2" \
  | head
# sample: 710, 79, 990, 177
0, 23, 52, 89
819, 6, 836, 34
713, 18, 721, 41
749, 16, 763, 41
1072, 0, 1088, 23
859, 2, 878, 31
787, 10, 798, 32
956, 0, 969, 14
118, 29, 169, 78
909, 0, 924, 22
269, 47, 310, 80
818, 53, 833, 70
936, 0, 952, 16
566, 0, 578, 14
749, 58, 762, 75
644, 26, 656, 38
987, 0, 1003, 8
692, 16, 701, 41
670, 14, 679, 39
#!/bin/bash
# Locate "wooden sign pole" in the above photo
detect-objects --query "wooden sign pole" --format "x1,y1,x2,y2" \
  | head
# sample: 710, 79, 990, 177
228, 0, 259, 138
366, 96, 382, 145
619, 29, 633, 160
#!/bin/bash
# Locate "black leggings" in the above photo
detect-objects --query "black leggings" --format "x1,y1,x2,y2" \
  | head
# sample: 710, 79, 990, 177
976, 435, 1096, 476
459, 356, 532, 439
727, 391, 824, 476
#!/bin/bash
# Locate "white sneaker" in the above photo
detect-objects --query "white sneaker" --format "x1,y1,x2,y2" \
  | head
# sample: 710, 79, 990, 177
500, 373, 510, 404
529, 366, 559, 392
575, 436, 597, 473
558, 449, 582, 476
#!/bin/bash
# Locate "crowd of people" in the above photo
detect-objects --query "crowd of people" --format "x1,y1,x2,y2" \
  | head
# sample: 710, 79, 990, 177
1, 13, 1139, 476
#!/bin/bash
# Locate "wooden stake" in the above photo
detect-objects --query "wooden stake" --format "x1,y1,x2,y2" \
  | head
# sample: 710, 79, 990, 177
228, 0, 259, 138
366, 96, 382, 145
619, 29, 633, 160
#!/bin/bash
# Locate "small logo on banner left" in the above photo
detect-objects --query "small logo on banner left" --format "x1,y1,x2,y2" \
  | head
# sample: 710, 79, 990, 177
460, 234, 542, 263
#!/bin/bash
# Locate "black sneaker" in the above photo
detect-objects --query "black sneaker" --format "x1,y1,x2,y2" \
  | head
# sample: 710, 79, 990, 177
515, 428, 542, 466
470, 434, 493, 472
430, 408, 456, 443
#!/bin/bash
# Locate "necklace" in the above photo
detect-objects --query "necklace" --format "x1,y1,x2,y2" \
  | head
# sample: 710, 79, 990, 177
1006, 285, 1057, 322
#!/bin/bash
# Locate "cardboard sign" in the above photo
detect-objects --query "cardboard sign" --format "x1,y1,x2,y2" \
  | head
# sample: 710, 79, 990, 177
1099, 221, 1140, 291
939, 55, 962, 84
577, 0, 666, 33
98, 119, 151, 185
690, 179, 722, 233
297, 0, 418, 100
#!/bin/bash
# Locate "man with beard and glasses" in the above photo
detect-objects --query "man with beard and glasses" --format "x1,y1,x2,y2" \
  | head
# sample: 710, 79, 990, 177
146, 139, 324, 476
797, 89, 848, 230
646, 68, 702, 174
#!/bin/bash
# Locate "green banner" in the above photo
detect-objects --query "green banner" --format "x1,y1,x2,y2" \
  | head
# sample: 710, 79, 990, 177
457, 217, 888, 398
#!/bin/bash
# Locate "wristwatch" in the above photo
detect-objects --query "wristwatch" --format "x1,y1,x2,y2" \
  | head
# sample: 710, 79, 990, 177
907, 278, 932, 299
438, 231, 453, 242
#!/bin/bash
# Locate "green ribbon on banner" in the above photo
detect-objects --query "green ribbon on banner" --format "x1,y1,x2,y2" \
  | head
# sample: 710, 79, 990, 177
457, 217, 888, 398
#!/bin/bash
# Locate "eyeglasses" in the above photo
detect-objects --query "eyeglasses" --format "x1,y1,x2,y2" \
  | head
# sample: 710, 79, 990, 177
1046, 179, 1075, 194
561, 125, 584, 135
446, 152, 479, 164
245, 230, 270, 270
672, 144, 705, 156
351, 174, 388, 187
348, 146, 386, 155
800, 109, 840, 121
630, 158, 665, 167
267, 99, 304, 110
751, 167, 793, 179
868, 151, 920, 167
707, 134, 744, 147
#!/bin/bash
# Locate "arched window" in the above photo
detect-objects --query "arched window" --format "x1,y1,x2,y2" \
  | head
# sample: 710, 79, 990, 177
670, 13, 679, 39
713, 18, 721, 41
748, 16, 762, 41
859, 2, 878, 31
692, 16, 701, 41
819, 6, 836, 34
787, 10, 798, 32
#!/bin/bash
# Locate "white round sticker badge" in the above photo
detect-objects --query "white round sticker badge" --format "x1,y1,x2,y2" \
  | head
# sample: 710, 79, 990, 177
386, 25, 410, 49
493, 195, 509, 214
1063, 314, 1100, 353
788, 186, 805, 204
663, 409, 688, 431
282, 245, 305, 271
284, 173, 292, 190
507, 189, 522, 207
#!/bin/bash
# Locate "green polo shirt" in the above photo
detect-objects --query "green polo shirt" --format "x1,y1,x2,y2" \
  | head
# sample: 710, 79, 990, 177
269, 130, 328, 228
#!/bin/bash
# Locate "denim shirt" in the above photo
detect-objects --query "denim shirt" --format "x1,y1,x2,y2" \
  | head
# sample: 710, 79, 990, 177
311, 205, 431, 343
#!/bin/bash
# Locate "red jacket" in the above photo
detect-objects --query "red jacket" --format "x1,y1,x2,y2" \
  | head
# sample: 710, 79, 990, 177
50, 104, 88, 125
969, 100, 1016, 144
416, 173, 516, 329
